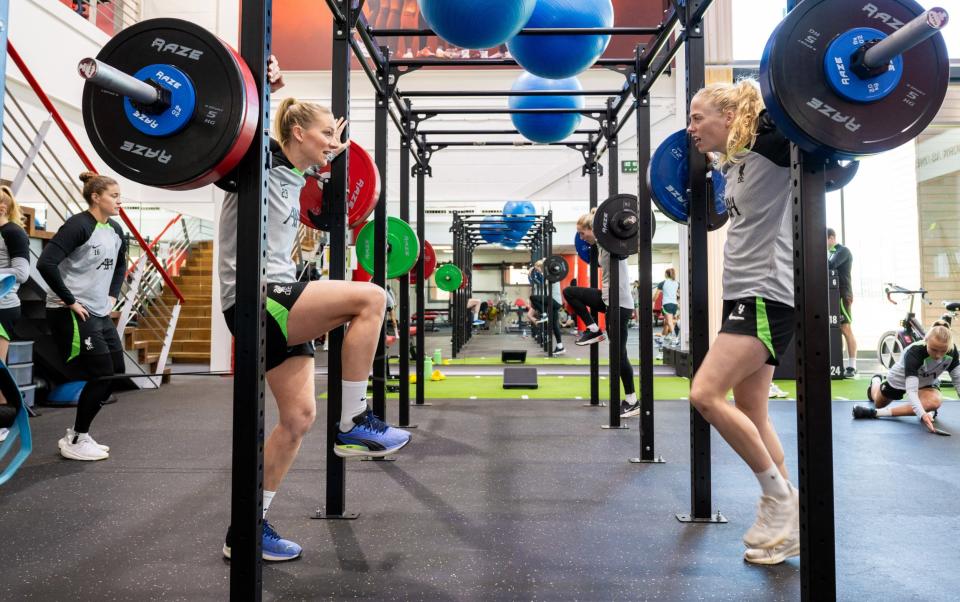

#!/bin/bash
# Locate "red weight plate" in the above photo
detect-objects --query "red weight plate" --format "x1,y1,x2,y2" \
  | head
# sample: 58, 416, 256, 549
409, 240, 437, 284
300, 142, 381, 230
176, 39, 259, 191
459, 272, 470, 290
353, 263, 372, 282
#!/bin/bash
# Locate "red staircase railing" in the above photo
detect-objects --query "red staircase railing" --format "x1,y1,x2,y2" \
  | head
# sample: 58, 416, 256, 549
6, 41, 185, 304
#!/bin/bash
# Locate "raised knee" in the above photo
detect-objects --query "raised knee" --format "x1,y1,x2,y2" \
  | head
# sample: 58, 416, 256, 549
281, 405, 316, 439
356, 282, 387, 315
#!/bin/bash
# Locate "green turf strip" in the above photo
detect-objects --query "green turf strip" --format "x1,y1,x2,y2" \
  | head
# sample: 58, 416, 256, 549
321, 375, 949, 402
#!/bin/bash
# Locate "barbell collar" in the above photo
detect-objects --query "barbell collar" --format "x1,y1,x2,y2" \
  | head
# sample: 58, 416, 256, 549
78, 57, 166, 109
861, 7, 948, 72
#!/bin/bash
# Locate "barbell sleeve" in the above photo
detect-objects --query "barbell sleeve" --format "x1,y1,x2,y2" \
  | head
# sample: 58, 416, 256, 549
78, 57, 162, 106
862, 7, 949, 70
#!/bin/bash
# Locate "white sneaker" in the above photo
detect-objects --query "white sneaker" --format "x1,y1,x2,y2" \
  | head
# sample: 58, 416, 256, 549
60, 433, 109, 461
59, 428, 109, 453
768, 383, 789, 398
744, 529, 800, 565
0, 427, 9, 443
742, 485, 799, 549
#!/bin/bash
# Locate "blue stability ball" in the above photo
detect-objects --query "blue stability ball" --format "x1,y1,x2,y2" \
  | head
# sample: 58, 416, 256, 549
507, 0, 614, 79
417, 0, 537, 50
503, 201, 537, 230
479, 215, 506, 244
509, 73, 584, 143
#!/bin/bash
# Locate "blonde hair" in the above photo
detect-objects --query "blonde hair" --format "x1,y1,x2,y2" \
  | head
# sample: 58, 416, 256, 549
576, 207, 598, 231
0, 185, 24, 228
927, 324, 953, 346
274, 97, 333, 148
693, 79, 765, 165
78, 171, 118, 205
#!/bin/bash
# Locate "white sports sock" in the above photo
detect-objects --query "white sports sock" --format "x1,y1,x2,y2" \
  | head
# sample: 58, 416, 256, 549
876, 407, 893, 417
755, 465, 791, 499
340, 380, 369, 432
625, 392, 637, 404
847, 357, 857, 370
556, 343, 564, 349
587, 323, 599, 333
262, 490, 276, 519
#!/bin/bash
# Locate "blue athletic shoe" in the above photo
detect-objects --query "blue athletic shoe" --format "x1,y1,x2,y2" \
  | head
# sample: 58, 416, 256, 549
222, 520, 302, 562
335, 410, 411, 458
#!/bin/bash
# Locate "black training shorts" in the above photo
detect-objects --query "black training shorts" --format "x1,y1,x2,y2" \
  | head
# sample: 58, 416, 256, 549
720, 297, 794, 366
224, 281, 315, 371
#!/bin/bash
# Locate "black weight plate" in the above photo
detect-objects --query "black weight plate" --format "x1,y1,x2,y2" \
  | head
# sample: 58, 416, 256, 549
543, 255, 569, 283
594, 194, 640, 259
825, 159, 859, 192
760, 0, 948, 159
83, 18, 257, 189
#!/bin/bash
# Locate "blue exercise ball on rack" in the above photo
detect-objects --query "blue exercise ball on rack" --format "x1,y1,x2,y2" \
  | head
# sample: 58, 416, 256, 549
507, 0, 614, 79
417, 0, 538, 50
479, 215, 506, 244
502, 200, 536, 234
509, 73, 584, 144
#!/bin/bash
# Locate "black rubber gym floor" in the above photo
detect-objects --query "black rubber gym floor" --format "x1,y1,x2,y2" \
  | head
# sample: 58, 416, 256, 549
2, 378, 957, 601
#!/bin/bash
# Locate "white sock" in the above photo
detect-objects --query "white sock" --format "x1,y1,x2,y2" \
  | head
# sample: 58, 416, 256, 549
262, 490, 276, 519
340, 380, 369, 432
556, 342, 564, 349
587, 323, 599, 333
755, 466, 791, 499
876, 407, 892, 417
847, 357, 857, 369
625, 392, 637, 404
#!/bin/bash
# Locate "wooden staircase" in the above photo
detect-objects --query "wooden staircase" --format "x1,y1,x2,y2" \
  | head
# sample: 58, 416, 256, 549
123, 240, 212, 367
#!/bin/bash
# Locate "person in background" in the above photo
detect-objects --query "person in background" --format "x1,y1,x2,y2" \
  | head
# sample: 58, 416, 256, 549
0, 185, 30, 444
656, 268, 679, 345
853, 323, 958, 434
565, 210, 636, 415
827, 227, 857, 378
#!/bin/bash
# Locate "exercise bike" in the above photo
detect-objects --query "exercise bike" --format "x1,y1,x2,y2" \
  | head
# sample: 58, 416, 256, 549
876, 283, 960, 370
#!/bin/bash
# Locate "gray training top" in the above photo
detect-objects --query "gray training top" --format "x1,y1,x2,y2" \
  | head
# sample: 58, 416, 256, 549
598, 247, 633, 310
0, 222, 30, 309
219, 142, 304, 311
37, 211, 126, 317
886, 341, 960, 393
720, 111, 794, 308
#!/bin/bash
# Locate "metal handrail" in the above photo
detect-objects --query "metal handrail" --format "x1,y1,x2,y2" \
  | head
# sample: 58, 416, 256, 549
6, 41, 185, 303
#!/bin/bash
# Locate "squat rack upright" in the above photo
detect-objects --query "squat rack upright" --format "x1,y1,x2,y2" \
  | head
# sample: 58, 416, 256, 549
229, 1, 836, 600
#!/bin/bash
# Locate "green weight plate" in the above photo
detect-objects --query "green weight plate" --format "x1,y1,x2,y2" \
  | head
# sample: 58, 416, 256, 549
434, 264, 464, 293
356, 217, 420, 279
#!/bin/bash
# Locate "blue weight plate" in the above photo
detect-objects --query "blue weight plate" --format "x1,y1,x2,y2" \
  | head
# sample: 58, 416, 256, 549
649, 130, 728, 226
574, 232, 592, 263
824, 27, 903, 104
123, 63, 197, 137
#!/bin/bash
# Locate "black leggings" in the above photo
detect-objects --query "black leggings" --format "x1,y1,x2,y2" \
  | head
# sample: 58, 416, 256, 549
530, 295, 562, 345
563, 286, 635, 395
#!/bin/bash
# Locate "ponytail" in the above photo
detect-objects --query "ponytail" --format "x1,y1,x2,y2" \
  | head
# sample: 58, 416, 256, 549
693, 79, 765, 165
273, 97, 333, 148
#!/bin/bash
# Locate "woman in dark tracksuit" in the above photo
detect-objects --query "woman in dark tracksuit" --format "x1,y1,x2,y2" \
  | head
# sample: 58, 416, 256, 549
38, 171, 126, 462
563, 209, 637, 415
528, 260, 565, 355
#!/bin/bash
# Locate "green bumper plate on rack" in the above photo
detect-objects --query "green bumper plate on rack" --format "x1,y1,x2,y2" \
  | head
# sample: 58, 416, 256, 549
434, 264, 464, 292
356, 216, 420, 279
